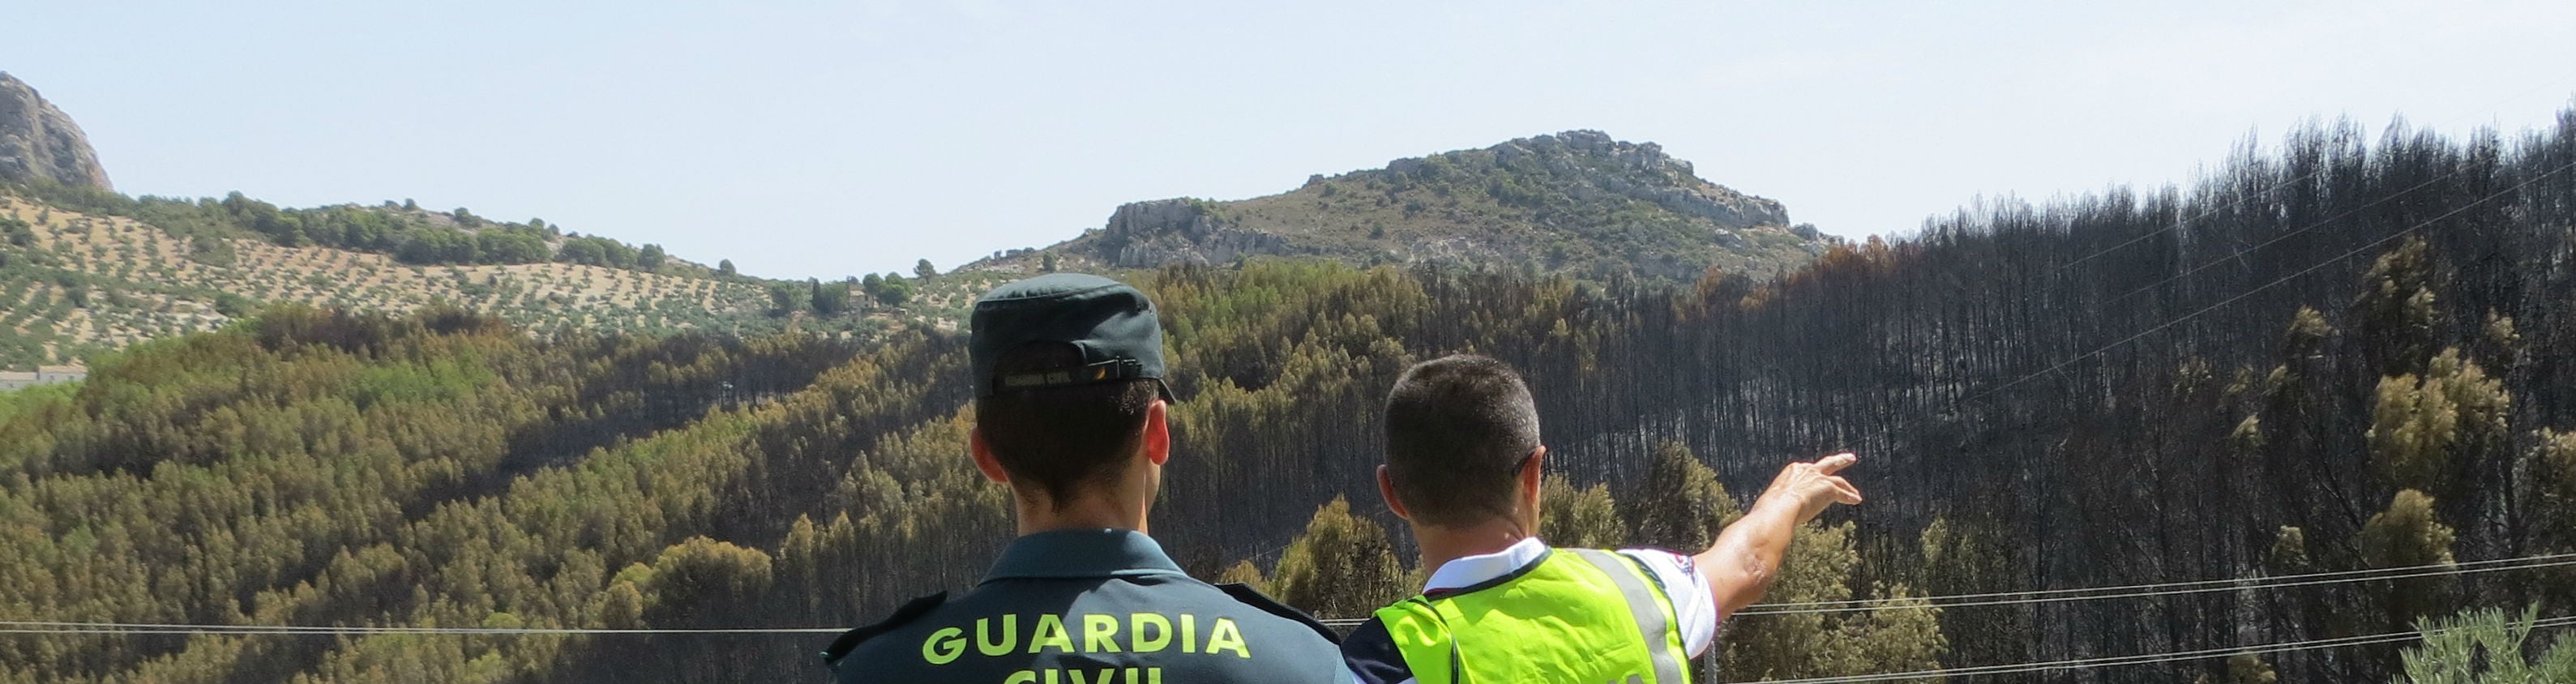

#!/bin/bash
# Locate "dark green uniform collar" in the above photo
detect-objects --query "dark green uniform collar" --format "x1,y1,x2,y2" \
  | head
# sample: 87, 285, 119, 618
982, 528, 1187, 583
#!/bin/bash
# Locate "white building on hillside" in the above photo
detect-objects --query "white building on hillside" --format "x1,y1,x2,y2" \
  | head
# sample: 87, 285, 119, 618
0, 365, 86, 391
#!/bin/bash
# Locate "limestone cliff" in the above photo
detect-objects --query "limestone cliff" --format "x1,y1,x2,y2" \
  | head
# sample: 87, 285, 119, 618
0, 72, 113, 190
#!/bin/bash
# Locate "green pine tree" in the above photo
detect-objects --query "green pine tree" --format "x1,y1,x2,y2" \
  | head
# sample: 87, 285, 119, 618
1270, 496, 1410, 618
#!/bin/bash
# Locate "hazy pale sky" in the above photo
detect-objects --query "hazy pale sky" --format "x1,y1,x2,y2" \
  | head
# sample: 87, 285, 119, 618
6, 1, 2571, 280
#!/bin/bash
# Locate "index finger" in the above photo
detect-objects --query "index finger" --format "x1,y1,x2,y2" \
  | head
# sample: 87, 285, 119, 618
1813, 452, 1859, 475
1829, 477, 1863, 504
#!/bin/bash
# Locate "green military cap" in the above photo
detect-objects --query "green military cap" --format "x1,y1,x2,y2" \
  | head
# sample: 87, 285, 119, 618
969, 273, 1175, 400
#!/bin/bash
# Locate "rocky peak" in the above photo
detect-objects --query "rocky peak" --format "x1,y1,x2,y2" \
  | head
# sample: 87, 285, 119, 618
1488, 129, 1692, 177
1478, 130, 1787, 229
1089, 198, 1287, 267
0, 72, 113, 190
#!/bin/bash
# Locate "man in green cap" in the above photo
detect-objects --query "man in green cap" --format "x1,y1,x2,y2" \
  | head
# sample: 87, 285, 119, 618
823, 273, 1347, 683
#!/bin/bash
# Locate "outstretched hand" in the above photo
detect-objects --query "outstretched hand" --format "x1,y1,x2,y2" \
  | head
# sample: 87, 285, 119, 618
1756, 452, 1863, 524
1701, 452, 1866, 618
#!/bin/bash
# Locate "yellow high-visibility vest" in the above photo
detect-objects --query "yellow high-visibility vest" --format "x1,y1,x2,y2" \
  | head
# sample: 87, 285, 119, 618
1373, 548, 1692, 684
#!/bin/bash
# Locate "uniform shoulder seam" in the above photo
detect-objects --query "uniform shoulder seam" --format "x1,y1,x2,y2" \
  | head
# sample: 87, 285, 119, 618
1214, 582, 1341, 644
821, 591, 948, 666
1341, 616, 1413, 684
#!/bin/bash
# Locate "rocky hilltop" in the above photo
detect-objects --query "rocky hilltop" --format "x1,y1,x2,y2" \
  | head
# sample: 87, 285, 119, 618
984, 130, 1828, 281
0, 72, 112, 190
1090, 198, 1292, 267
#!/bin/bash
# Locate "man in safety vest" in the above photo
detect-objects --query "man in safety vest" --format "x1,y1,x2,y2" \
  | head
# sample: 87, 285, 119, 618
822, 273, 1347, 683
1341, 354, 1864, 684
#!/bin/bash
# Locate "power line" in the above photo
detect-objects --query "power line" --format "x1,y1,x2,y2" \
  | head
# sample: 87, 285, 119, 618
11, 100, 2573, 665
1754, 553, 2576, 609
1275, 158, 2576, 633
2050, 160, 2356, 274
1961, 156, 2576, 404
18, 513, 2564, 635
1735, 558, 2576, 617
24, 610, 2559, 684
1722, 96, 2576, 682
2048, 80, 2562, 275
2099, 167, 2465, 304
1310, 552, 2576, 627
0, 621, 843, 636
1736, 553, 2576, 614
1729, 614, 2576, 684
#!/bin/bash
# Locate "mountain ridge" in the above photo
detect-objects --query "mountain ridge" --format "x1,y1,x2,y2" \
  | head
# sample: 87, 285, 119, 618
0, 73, 1838, 370
972, 130, 1832, 281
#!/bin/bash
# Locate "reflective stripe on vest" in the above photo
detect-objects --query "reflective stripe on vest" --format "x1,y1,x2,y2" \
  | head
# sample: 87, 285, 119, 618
1372, 548, 1692, 684
1570, 549, 1688, 684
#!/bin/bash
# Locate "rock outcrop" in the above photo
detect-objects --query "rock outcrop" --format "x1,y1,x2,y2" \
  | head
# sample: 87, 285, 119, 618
1088, 199, 1291, 267
1481, 130, 1788, 229
0, 72, 113, 190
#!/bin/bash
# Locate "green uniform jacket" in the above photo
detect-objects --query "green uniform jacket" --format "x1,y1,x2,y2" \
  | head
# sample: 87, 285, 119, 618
824, 529, 1346, 684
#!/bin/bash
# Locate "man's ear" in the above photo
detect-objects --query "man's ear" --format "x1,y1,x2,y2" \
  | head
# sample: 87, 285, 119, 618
1378, 464, 1413, 523
1521, 446, 1548, 513
1140, 400, 1170, 466
969, 428, 1011, 485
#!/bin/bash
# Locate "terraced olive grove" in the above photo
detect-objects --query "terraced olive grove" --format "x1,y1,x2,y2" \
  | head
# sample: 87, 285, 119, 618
0, 197, 773, 368
0, 192, 1070, 371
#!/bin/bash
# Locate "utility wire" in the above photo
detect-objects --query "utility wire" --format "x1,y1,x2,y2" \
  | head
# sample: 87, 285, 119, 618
21, 606, 2557, 684
1738, 553, 2576, 613
1724, 100, 2576, 681
2048, 80, 2561, 274
22, 485, 2566, 635
1046, 104, 2576, 635
2052, 161, 2358, 273
0, 621, 844, 635
1309, 552, 2576, 627
1299, 160, 2576, 631
1961, 157, 2576, 404
11, 99, 2573, 656
1729, 614, 2576, 684
1733, 558, 2576, 617
2099, 167, 2464, 304
1755, 554, 2575, 608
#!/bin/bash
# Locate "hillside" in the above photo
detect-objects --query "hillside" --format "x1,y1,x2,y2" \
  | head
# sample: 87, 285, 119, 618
0, 67, 817, 370
0, 127, 1839, 370
0, 195, 779, 367
974, 130, 1833, 281
4, 111, 2573, 683
0, 186, 1070, 370
1, 74, 1838, 368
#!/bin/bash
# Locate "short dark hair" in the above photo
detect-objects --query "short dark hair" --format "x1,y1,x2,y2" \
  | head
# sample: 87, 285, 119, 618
975, 343, 1162, 507
1383, 354, 1542, 527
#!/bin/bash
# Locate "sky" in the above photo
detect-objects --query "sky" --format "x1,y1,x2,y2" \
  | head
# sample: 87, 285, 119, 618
6, 1, 2573, 280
